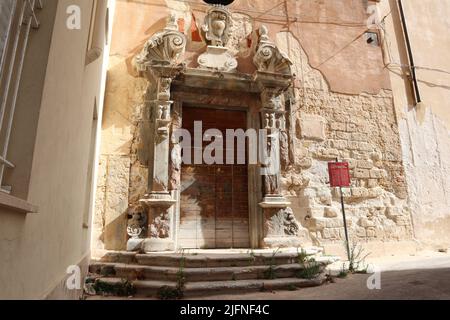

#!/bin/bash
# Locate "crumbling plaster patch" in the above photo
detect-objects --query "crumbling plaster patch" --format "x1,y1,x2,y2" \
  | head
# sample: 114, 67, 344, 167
398, 105, 450, 247
277, 31, 413, 245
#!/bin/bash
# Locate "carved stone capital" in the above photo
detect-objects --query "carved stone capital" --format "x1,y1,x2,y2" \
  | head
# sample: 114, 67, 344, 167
135, 14, 186, 70
260, 87, 285, 110
157, 77, 172, 101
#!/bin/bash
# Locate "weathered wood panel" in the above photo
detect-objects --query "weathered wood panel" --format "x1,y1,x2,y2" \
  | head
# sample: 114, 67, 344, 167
179, 107, 250, 249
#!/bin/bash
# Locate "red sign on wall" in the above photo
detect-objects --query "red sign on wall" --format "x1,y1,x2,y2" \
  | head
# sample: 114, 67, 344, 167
328, 162, 351, 187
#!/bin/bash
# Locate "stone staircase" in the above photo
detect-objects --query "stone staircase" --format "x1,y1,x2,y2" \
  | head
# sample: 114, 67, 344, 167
86, 248, 338, 298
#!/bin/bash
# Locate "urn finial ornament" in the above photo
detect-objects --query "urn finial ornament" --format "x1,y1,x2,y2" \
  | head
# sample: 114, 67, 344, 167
201, 4, 232, 47
197, 3, 238, 72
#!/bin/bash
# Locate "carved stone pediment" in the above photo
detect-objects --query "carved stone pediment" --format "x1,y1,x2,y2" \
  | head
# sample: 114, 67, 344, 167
253, 25, 293, 76
136, 14, 186, 70
201, 5, 232, 47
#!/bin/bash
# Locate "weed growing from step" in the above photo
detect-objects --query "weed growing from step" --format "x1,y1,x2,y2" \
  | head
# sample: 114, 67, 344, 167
247, 249, 257, 265
263, 248, 280, 280
100, 265, 116, 277
296, 249, 321, 280
157, 250, 186, 300
93, 279, 136, 297
287, 284, 297, 291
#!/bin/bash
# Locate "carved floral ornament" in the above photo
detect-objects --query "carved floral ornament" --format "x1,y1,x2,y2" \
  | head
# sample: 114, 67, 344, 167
135, 14, 187, 69
126, 204, 148, 239
253, 25, 293, 76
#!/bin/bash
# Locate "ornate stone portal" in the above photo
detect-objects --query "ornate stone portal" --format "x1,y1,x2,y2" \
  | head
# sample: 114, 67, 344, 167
129, 4, 302, 251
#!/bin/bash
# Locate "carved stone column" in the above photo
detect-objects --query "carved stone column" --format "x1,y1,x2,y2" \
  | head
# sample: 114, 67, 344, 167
130, 15, 186, 252
258, 86, 290, 206
253, 26, 303, 247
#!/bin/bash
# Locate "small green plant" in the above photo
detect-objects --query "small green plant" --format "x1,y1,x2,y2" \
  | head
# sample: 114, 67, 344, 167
93, 279, 136, 297
347, 241, 370, 273
100, 265, 116, 277
263, 265, 276, 280
296, 249, 321, 280
247, 249, 257, 265
337, 264, 349, 279
263, 248, 279, 280
325, 273, 335, 283
353, 265, 369, 274
158, 249, 186, 300
335, 241, 371, 280
287, 284, 297, 291
157, 286, 184, 300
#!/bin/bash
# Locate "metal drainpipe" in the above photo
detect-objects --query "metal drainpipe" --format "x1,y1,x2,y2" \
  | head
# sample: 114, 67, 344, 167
398, 0, 422, 105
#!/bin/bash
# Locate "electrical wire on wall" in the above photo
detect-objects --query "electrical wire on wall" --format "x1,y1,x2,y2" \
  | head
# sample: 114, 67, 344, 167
377, 6, 450, 93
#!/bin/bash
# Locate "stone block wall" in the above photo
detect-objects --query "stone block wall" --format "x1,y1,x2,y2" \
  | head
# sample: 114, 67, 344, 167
277, 32, 413, 246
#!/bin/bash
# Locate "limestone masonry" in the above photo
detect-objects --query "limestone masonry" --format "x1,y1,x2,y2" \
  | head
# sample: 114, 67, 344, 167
92, 0, 447, 256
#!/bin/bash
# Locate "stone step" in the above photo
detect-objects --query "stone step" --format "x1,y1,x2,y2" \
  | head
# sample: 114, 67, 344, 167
184, 277, 327, 297
89, 262, 327, 282
135, 253, 303, 268
98, 251, 327, 268
97, 248, 325, 269
91, 276, 326, 298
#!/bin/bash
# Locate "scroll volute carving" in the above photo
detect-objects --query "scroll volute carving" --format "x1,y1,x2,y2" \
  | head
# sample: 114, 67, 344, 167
253, 25, 293, 75
136, 14, 187, 69
201, 5, 232, 47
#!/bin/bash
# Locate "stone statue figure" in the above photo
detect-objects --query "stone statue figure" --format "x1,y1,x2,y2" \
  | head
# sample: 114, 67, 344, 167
264, 174, 280, 195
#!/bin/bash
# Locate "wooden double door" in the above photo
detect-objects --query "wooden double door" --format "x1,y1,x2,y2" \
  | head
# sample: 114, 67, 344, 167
179, 107, 250, 249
